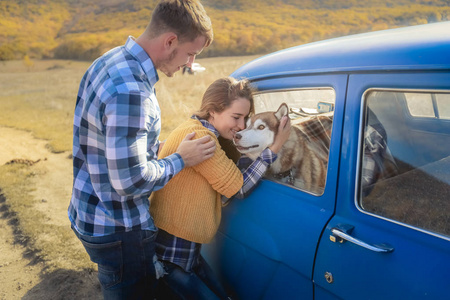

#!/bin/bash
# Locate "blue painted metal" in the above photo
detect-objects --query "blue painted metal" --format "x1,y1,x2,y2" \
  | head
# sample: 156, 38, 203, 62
203, 22, 450, 300
232, 21, 450, 81
203, 73, 347, 299
312, 72, 450, 300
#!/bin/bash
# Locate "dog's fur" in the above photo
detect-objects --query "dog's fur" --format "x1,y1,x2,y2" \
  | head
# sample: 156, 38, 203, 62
234, 103, 332, 194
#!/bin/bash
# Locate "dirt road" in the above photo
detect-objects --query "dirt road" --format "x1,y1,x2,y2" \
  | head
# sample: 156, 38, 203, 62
0, 126, 101, 299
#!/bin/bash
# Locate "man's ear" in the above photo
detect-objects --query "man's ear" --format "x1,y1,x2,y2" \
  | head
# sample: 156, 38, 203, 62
164, 32, 178, 50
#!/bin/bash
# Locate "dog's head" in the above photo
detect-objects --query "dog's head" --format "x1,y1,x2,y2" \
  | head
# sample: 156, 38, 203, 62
234, 103, 289, 159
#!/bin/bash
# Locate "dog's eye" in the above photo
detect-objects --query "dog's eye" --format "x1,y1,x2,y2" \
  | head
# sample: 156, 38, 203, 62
258, 125, 265, 130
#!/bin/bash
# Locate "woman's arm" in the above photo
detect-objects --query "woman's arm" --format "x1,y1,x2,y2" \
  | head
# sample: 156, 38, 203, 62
232, 148, 278, 200
192, 130, 244, 198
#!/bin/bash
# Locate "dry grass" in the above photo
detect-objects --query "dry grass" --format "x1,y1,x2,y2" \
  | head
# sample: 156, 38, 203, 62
156, 55, 259, 139
0, 56, 257, 150
0, 60, 88, 153
0, 55, 257, 272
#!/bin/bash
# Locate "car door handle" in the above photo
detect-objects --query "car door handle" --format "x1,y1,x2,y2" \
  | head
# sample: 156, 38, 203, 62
330, 225, 394, 253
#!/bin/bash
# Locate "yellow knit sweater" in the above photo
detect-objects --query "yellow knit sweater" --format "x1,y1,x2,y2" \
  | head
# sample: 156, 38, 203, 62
150, 119, 243, 244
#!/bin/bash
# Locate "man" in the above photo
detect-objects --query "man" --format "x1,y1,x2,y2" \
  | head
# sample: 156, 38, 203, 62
68, 1, 215, 298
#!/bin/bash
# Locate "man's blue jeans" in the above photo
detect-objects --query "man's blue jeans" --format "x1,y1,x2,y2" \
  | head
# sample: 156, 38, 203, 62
72, 227, 159, 299
157, 255, 229, 300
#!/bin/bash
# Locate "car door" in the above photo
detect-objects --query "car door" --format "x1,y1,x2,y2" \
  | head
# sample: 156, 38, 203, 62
202, 74, 347, 299
313, 72, 450, 299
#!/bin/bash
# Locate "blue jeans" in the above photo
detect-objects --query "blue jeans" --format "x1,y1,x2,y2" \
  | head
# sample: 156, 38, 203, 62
157, 255, 229, 300
72, 226, 159, 299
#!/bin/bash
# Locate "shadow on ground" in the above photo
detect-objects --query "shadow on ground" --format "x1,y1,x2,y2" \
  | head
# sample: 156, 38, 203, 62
22, 268, 102, 300
1, 192, 101, 299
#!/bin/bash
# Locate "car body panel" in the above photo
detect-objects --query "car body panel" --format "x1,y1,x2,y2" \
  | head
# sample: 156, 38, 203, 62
312, 72, 450, 299
202, 21, 450, 300
231, 22, 450, 81
203, 73, 347, 299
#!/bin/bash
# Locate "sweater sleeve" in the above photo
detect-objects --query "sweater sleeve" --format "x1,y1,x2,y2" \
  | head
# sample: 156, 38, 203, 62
191, 130, 243, 198
158, 120, 243, 198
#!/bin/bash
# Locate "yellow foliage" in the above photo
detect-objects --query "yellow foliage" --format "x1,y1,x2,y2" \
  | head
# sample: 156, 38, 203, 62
0, 0, 449, 60
23, 55, 34, 70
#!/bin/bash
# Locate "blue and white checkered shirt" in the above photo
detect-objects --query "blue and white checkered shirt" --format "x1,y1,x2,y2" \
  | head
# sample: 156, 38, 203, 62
155, 116, 277, 272
68, 37, 184, 237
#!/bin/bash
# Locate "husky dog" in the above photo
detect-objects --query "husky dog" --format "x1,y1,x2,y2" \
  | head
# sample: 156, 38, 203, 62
234, 103, 332, 194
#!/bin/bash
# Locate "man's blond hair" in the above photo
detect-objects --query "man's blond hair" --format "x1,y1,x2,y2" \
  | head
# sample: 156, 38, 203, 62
147, 0, 213, 47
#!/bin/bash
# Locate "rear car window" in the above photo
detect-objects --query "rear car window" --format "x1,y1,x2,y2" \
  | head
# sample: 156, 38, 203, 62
253, 88, 335, 194
359, 90, 450, 237
405, 92, 450, 119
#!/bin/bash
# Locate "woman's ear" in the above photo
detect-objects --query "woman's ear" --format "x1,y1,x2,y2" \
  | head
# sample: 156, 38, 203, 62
208, 111, 215, 124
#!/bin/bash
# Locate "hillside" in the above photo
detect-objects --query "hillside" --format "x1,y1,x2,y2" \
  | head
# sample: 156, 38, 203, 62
1, 0, 449, 61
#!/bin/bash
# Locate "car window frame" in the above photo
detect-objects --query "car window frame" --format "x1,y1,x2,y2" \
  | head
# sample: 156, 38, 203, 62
355, 87, 450, 242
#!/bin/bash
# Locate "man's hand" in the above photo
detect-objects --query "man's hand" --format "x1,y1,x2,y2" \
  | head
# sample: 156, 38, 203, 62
176, 132, 216, 167
269, 116, 291, 154
158, 140, 165, 154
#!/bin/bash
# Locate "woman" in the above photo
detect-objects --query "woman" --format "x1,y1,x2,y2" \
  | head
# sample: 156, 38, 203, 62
151, 77, 290, 299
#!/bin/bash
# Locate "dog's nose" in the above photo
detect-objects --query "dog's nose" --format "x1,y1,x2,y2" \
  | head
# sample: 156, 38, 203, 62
234, 133, 242, 140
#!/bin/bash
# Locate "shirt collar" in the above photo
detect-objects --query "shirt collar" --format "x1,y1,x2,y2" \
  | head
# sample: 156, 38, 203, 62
192, 115, 220, 138
124, 36, 159, 87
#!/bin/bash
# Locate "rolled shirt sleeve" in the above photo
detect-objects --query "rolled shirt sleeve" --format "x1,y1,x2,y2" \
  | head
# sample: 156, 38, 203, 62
228, 148, 278, 201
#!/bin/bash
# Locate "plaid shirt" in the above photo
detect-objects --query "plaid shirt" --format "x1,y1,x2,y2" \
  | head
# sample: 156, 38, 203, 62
68, 37, 184, 237
294, 113, 333, 162
155, 116, 277, 272
362, 123, 398, 196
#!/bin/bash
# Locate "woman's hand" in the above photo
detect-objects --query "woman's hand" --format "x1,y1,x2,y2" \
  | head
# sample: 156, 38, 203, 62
269, 116, 291, 154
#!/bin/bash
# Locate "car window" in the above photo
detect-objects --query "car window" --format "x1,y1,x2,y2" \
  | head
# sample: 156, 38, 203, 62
405, 92, 450, 119
360, 90, 450, 237
253, 88, 335, 194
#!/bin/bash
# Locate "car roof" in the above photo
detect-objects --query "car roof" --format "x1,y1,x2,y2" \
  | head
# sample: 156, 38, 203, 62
232, 21, 450, 81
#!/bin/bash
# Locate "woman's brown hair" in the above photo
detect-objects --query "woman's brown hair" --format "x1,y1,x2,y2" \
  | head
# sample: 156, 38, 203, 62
195, 77, 255, 120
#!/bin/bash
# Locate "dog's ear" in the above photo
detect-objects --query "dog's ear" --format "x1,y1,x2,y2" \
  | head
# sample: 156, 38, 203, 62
275, 103, 289, 120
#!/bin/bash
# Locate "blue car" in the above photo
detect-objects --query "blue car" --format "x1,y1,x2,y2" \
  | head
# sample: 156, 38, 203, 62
202, 21, 450, 299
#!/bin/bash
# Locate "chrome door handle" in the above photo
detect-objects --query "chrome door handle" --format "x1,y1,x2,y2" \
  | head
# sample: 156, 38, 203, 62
330, 225, 394, 253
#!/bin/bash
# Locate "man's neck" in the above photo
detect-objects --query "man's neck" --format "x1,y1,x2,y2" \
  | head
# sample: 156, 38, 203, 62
136, 34, 161, 69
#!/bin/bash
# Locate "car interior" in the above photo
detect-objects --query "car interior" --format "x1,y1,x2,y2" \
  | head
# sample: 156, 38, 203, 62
360, 90, 450, 237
